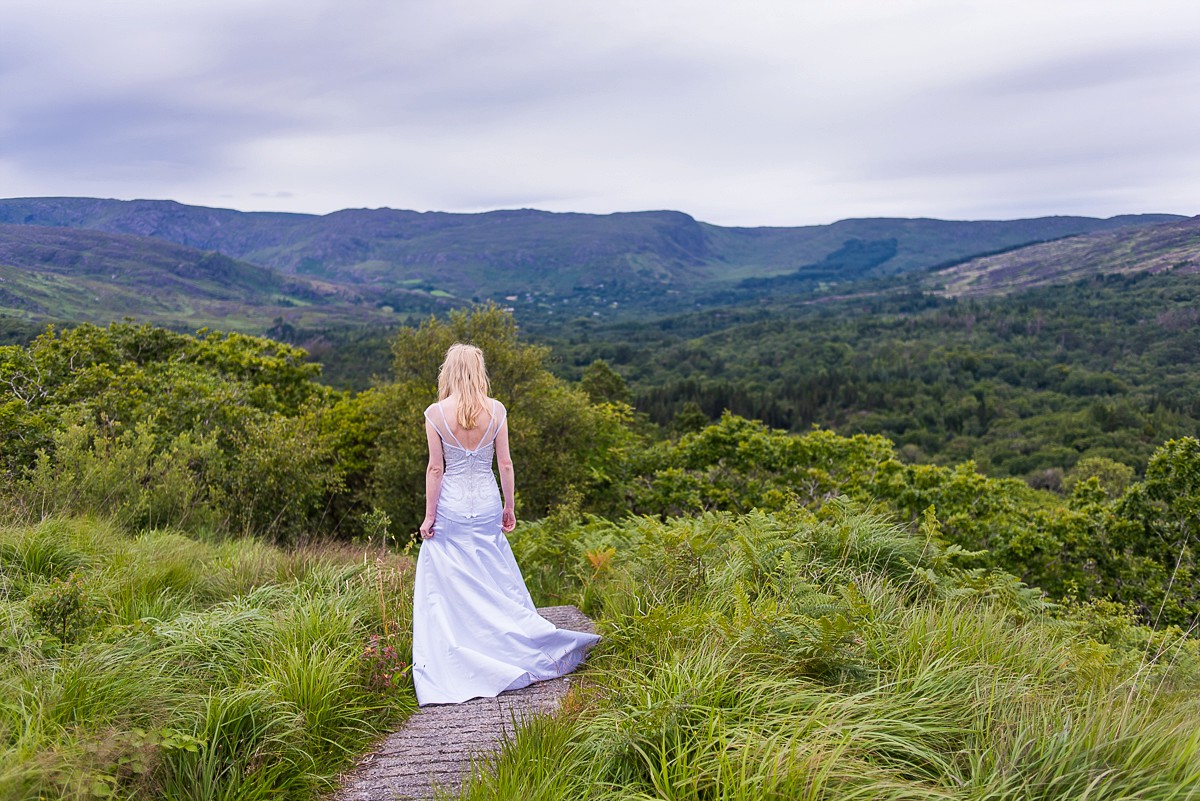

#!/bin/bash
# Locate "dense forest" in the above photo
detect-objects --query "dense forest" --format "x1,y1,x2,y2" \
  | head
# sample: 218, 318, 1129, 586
546, 270, 1200, 485
2, 303, 1200, 799
279, 267, 1200, 491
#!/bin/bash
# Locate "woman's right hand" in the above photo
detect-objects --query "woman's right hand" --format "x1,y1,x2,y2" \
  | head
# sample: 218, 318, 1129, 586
419, 516, 435, 540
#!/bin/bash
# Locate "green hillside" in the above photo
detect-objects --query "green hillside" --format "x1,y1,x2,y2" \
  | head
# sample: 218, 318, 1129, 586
0, 224, 405, 334
930, 215, 1200, 296
0, 198, 1181, 304
549, 267, 1200, 483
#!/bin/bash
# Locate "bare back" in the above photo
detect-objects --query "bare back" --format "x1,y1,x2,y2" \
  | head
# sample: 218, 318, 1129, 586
435, 395, 496, 451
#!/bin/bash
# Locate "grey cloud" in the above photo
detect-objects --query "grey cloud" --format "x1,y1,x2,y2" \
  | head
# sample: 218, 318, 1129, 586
0, 94, 299, 180
0, 0, 1198, 225
968, 41, 1200, 96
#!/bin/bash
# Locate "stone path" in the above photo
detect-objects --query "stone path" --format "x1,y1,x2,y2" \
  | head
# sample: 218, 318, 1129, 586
333, 606, 595, 801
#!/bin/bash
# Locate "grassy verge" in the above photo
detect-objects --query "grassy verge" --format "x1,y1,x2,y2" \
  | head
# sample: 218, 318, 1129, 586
0, 516, 415, 800
468, 502, 1200, 800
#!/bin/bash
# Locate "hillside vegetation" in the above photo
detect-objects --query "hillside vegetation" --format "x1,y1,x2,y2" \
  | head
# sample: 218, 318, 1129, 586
554, 269, 1200, 484
467, 504, 1200, 800
931, 215, 1200, 296
0, 198, 1193, 359
0, 224, 405, 334
1, 517, 414, 800
3, 307, 1200, 799
0, 197, 1180, 304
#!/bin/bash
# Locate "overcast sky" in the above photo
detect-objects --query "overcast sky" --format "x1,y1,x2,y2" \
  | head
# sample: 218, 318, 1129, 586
1, 0, 1198, 226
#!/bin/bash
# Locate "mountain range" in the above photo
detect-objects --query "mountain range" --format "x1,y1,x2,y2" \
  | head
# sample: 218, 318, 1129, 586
0, 196, 1193, 332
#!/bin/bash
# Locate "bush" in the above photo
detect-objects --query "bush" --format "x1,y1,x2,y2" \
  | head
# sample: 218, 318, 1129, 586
0, 321, 351, 540
217, 407, 346, 544
26, 571, 98, 644
626, 416, 1200, 626
14, 416, 221, 531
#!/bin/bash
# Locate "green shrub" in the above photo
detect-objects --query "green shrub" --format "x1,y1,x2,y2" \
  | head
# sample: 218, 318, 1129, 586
628, 415, 1200, 626
15, 417, 221, 532
0, 321, 347, 540
26, 571, 98, 644
217, 407, 345, 544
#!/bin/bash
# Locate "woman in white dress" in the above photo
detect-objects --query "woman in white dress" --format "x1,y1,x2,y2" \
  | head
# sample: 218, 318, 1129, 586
411, 343, 600, 706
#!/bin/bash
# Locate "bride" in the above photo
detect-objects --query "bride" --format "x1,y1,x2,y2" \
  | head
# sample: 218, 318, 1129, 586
411, 343, 600, 706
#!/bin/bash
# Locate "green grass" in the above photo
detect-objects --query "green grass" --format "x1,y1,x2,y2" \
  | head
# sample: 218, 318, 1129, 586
0, 516, 416, 800
4, 503, 1198, 799
463, 503, 1200, 800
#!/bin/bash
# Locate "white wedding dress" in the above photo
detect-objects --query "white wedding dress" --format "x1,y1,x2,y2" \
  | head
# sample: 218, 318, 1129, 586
411, 399, 600, 706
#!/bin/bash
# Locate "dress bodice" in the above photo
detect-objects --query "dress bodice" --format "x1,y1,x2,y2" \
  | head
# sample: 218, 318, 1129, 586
425, 400, 506, 520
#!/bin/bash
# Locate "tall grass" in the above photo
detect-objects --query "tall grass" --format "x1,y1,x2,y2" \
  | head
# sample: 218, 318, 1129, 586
6, 502, 1198, 800
463, 502, 1200, 800
0, 516, 415, 800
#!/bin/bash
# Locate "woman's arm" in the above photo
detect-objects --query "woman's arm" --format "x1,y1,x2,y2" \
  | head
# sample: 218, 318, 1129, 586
420, 415, 444, 540
494, 416, 516, 533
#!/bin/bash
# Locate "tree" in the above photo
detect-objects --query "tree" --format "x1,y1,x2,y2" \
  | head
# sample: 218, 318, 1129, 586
1111, 437, 1200, 624
580, 359, 631, 405
1063, 456, 1135, 498
0, 321, 343, 540
366, 305, 638, 530
669, 401, 708, 436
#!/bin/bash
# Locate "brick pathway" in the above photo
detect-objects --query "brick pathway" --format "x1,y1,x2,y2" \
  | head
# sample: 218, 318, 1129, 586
333, 606, 595, 801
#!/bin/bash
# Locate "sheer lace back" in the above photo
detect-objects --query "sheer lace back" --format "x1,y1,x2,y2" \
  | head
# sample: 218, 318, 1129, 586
426, 399, 506, 520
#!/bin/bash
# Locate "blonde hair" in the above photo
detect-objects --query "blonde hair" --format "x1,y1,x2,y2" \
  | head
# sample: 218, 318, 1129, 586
437, 343, 490, 430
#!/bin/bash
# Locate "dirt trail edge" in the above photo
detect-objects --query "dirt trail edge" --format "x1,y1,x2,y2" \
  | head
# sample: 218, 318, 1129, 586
333, 606, 596, 801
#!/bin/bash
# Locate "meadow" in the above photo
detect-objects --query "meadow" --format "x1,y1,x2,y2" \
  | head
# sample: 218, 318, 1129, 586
6, 504, 1199, 800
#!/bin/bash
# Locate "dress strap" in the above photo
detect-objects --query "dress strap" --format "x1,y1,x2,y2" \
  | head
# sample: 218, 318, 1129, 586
426, 403, 465, 449
493, 399, 506, 428
480, 399, 505, 448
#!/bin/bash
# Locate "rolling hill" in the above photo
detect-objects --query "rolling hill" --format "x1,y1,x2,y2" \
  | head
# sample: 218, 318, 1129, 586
0, 223, 398, 333
0, 197, 1182, 302
929, 215, 1200, 296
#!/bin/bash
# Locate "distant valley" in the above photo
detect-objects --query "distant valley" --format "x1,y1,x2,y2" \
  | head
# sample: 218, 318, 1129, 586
0, 197, 1187, 326
1, 195, 1198, 486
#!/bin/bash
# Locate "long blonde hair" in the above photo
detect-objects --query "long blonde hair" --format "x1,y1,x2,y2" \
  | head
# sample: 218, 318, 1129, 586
437, 343, 490, 430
